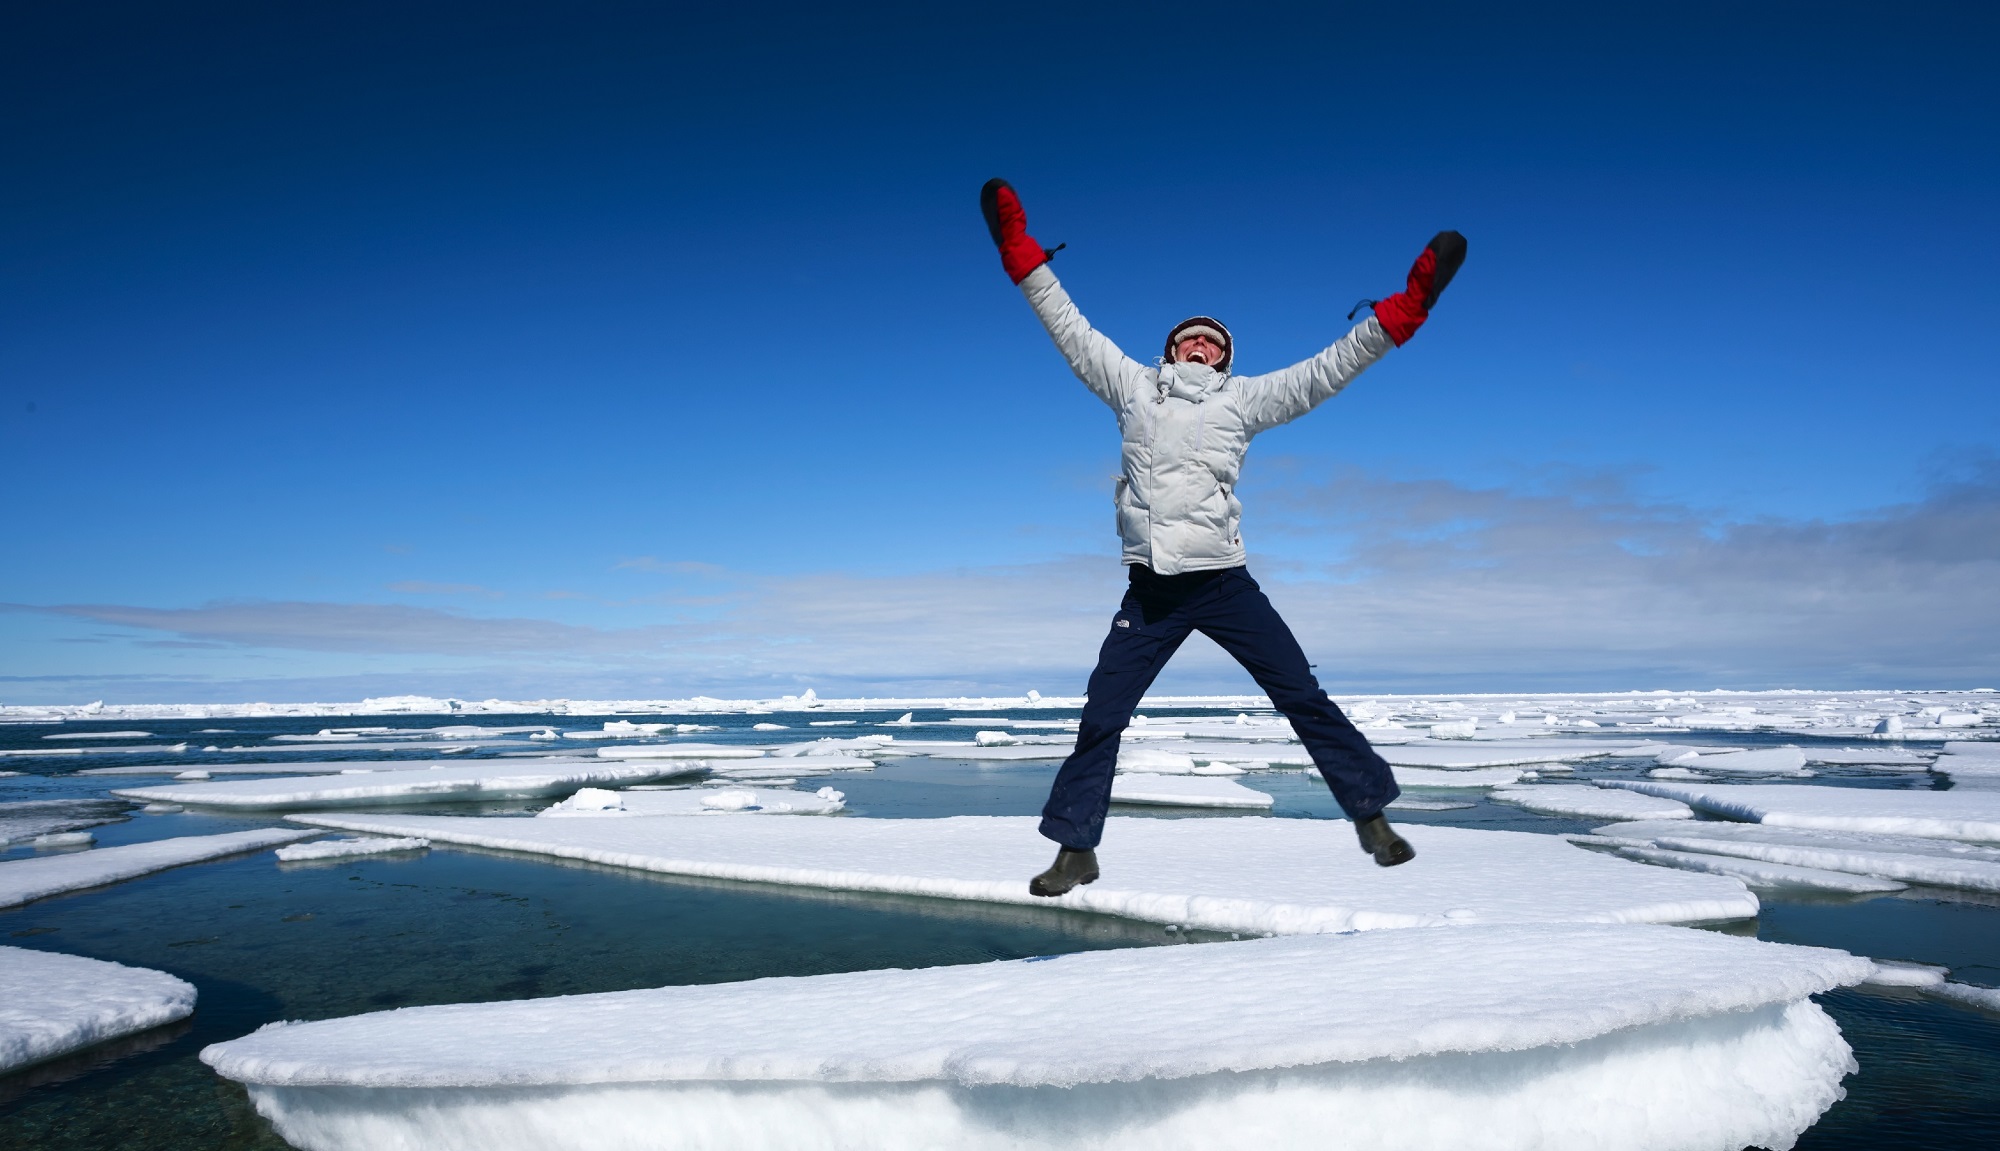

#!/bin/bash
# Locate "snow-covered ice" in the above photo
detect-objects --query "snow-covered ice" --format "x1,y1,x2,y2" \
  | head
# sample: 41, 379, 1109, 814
1605, 782, 2000, 843
1863, 960, 1949, 988
1, 798, 131, 845
1584, 819, 2000, 893
1393, 766, 1525, 787
276, 837, 431, 862
1651, 748, 1810, 775
1, 829, 317, 909
1490, 786, 1693, 821
284, 813, 1758, 934
107, 761, 698, 811
202, 923, 1865, 1151
1380, 742, 1624, 769
1, 946, 198, 1074
538, 786, 846, 816
596, 744, 770, 760
1609, 846, 1906, 893
1109, 774, 1274, 809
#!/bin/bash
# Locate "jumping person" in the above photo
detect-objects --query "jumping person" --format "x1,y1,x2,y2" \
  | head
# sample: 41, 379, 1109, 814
978, 179, 1466, 898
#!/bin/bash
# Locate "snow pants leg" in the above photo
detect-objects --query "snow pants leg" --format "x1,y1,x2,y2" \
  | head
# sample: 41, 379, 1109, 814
1038, 566, 1400, 850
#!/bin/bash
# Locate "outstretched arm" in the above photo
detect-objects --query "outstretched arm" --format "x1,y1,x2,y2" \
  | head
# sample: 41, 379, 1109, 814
1234, 316, 1394, 435
1236, 231, 1467, 434
982, 178, 1146, 409
1019, 265, 1148, 409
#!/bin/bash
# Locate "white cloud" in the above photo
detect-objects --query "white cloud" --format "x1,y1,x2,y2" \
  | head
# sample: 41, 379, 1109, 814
16, 462, 2000, 699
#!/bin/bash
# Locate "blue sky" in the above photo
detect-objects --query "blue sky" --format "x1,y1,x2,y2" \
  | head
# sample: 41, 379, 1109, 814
3, 1, 1997, 702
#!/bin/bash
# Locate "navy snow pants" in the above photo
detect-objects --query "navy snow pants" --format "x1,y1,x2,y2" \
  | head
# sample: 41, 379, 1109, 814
1039, 565, 1400, 850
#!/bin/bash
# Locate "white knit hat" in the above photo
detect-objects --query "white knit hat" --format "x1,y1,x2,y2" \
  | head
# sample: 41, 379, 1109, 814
1164, 316, 1233, 370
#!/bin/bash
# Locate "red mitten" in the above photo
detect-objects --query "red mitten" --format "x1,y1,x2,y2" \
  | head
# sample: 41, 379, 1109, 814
980, 178, 1063, 284
1371, 231, 1467, 346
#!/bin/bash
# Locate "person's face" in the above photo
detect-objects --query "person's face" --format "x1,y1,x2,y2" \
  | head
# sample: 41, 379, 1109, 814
1174, 333, 1226, 366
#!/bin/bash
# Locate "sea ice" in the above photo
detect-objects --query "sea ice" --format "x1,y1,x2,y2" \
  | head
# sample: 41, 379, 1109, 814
1490, 786, 1693, 821
1605, 782, 2000, 843
539, 787, 846, 817
1, 946, 197, 1074
1610, 846, 1905, 893
202, 923, 1865, 1151
0, 828, 316, 909
1109, 774, 1274, 809
0, 799, 131, 845
276, 837, 431, 862
1653, 748, 1809, 775
1584, 820, 2000, 892
1929, 983, 2000, 1014
107, 761, 696, 811
1380, 743, 1621, 769
284, 813, 1758, 934
596, 744, 769, 760
1862, 960, 1949, 988
1393, 767, 1524, 787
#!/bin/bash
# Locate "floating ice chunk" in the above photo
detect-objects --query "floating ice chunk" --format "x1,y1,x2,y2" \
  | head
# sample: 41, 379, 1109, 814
276, 837, 430, 861
1612, 846, 1904, 893
1863, 960, 1948, 988
1394, 766, 1524, 787
1383, 744, 1604, 769
0, 743, 189, 759
1116, 747, 1198, 774
143, 803, 182, 814
0, 799, 130, 845
1654, 748, 1807, 775
1110, 774, 1274, 809
882, 712, 916, 726
1427, 719, 1478, 739
528, 729, 558, 741
751, 723, 788, 731
1, 947, 197, 1074
1802, 748, 1930, 768
0, 829, 316, 909
552, 787, 625, 813
1647, 767, 1708, 780
42, 730, 152, 740
540, 787, 845, 816
284, 813, 1757, 934
202, 924, 1864, 1151
1605, 781, 2000, 843
710, 756, 871, 776
109, 761, 695, 811
33, 831, 96, 849
1491, 786, 1693, 821
175, 770, 212, 781
974, 730, 1017, 746
1389, 796, 1476, 811
1930, 982, 2000, 1013
1586, 819, 2000, 892
596, 743, 766, 760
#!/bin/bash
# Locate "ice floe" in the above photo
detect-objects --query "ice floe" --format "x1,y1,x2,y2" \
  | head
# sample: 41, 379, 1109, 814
1608, 846, 1906, 893
1583, 819, 2000, 893
0, 829, 316, 909
107, 761, 697, 811
1392, 767, 1524, 788
1605, 782, 2000, 843
202, 923, 1865, 1151
538, 786, 846, 816
1, 946, 197, 1074
596, 744, 769, 760
284, 813, 1758, 934
276, 837, 431, 862
1651, 748, 1810, 775
1109, 774, 1274, 809
1491, 786, 1693, 821
1, 799, 131, 845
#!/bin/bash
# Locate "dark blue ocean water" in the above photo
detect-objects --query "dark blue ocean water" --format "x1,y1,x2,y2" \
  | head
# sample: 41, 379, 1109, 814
2, 712, 1997, 1149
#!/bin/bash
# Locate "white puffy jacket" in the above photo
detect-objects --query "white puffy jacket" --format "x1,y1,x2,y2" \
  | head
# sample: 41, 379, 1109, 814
1021, 264, 1393, 574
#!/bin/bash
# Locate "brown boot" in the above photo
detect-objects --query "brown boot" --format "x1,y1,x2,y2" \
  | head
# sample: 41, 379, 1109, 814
1355, 814, 1415, 867
1029, 848, 1100, 897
